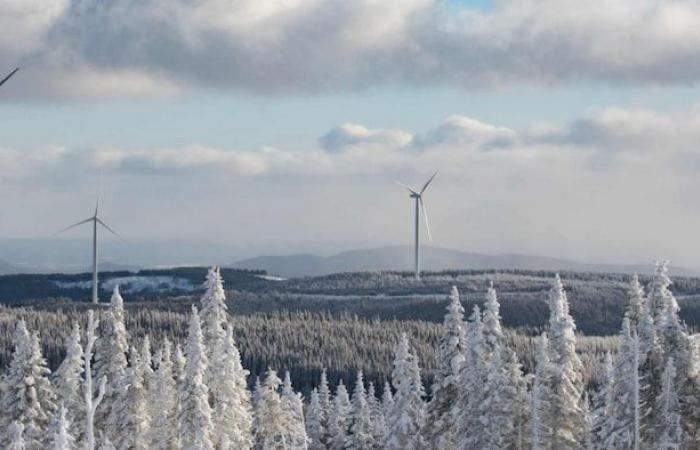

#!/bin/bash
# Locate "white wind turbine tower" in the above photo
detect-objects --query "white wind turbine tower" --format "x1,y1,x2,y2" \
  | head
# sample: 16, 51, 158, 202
57, 197, 122, 304
396, 171, 437, 280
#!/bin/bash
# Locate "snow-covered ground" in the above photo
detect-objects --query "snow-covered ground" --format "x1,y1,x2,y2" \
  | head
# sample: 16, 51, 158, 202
53, 276, 196, 294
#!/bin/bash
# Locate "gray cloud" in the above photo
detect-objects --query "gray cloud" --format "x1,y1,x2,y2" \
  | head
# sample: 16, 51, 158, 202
4, 0, 700, 99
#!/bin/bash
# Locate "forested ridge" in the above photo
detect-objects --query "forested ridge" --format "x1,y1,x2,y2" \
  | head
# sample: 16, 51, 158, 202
0, 262, 698, 448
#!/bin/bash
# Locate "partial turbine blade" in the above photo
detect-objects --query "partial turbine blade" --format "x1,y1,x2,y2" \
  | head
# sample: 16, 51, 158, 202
420, 198, 433, 242
419, 171, 438, 195
96, 218, 123, 240
55, 217, 94, 235
395, 181, 419, 196
0, 68, 18, 88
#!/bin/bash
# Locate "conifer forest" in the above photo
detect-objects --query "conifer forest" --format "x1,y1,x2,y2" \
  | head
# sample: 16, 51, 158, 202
0, 261, 697, 449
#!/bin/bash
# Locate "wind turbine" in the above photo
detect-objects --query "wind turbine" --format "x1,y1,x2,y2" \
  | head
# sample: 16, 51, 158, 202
56, 197, 122, 304
396, 171, 437, 280
0, 68, 18, 88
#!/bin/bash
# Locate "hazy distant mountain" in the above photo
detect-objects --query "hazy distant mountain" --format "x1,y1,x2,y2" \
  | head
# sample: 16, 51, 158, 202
0, 259, 18, 275
231, 246, 698, 277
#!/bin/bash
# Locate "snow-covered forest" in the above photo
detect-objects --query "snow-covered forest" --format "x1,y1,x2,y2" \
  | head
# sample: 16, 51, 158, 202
1, 262, 698, 449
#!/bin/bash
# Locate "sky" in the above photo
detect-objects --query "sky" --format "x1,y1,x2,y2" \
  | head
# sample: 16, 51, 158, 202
3, 0, 700, 267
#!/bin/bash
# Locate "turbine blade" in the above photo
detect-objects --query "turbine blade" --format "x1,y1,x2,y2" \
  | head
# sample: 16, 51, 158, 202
419, 171, 438, 195
55, 217, 94, 235
0, 68, 18, 88
96, 218, 123, 240
395, 181, 419, 196
420, 198, 433, 242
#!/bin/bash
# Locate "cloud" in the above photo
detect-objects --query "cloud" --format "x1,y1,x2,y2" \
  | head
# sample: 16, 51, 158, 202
319, 123, 413, 152
3, 105, 699, 181
5, 0, 700, 98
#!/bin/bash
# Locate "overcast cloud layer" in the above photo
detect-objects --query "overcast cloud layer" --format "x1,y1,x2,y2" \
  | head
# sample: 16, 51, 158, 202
5, 0, 700, 98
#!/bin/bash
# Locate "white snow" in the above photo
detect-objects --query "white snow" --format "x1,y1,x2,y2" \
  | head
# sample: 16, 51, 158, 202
53, 276, 196, 293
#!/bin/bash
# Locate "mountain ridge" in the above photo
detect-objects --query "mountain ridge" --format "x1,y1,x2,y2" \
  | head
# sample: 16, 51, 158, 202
230, 245, 698, 278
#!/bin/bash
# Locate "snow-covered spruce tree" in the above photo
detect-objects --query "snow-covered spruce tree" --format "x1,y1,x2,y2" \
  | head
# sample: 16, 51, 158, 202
8, 421, 26, 450
52, 322, 84, 444
346, 371, 373, 450
113, 346, 150, 450
200, 266, 228, 351
329, 380, 351, 450
83, 310, 106, 450
654, 358, 684, 449
647, 260, 674, 324
482, 281, 504, 355
140, 336, 154, 395
581, 392, 594, 450
254, 369, 289, 450
590, 352, 613, 448
603, 318, 644, 449
478, 346, 512, 450
456, 305, 488, 450
318, 369, 333, 448
282, 371, 308, 449
98, 439, 116, 450
148, 339, 178, 450
381, 381, 394, 416
94, 285, 129, 443
0, 320, 57, 449
543, 275, 585, 449
531, 333, 551, 450
626, 274, 647, 328
211, 326, 253, 450
48, 405, 76, 450
306, 389, 325, 450
367, 382, 388, 449
178, 306, 214, 450
387, 333, 426, 450
505, 347, 530, 450
424, 286, 465, 450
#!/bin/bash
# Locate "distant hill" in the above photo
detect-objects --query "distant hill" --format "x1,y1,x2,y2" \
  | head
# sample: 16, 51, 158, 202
0, 259, 19, 275
231, 246, 699, 277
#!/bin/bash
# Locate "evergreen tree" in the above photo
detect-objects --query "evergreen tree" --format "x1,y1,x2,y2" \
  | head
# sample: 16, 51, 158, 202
329, 380, 351, 450
306, 389, 325, 450
482, 281, 504, 355
8, 421, 26, 450
626, 274, 647, 328
48, 405, 76, 450
281, 371, 308, 449
590, 352, 613, 448
113, 346, 150, 450
367, 382, 388, 449
178, 307, 214, 450
0, 320, 57, 449
211, 326, 253, 450
457, 305, 487, 450
254, 369, 289, 450
200, 266, 228, 350
479, 346, 513, 449
425, 286, 465, 449
544, 275, 585, 449
52, 323, 84, 444
82, 311, 105, 450
654, 358, 684, 449
318, 369, 333, 448
387, 333, 426, 450
381, 381, 394, 416
531, 333, 551, 450
149, 340, 178, 450
603, 318, 644, 449
505, 348, 530, 450
94, 285, 129, 443
346, 371, 373, 450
